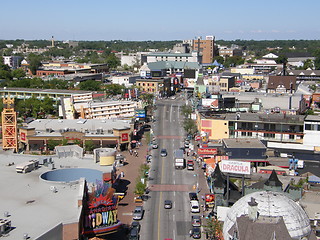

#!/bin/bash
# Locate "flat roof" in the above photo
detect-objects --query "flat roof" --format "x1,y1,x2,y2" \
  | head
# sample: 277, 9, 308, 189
223, 138, 266, 149
26, 119, 131, 134
0, 151, 113, 239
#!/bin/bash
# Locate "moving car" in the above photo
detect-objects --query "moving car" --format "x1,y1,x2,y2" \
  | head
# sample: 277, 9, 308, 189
152, 142, 158, 149
164, 200, 172, 209
191, 227, 201, 239
190, 200, 200, 213
191, 215, 201, 227
160, 149, 167, 157
133, 206, 144, 220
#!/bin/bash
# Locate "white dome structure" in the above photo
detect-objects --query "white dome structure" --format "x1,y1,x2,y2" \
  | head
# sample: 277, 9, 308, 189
223, 191, 311, 239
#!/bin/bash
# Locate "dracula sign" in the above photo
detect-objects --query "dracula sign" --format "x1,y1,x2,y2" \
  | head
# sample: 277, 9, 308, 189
220, 160, 251, 175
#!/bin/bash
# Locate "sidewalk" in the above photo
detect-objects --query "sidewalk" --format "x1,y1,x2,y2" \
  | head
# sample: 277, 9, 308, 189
116, 137, 149, 226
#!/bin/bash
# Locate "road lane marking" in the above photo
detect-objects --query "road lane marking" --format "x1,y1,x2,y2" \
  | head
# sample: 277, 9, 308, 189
157, 139, 166, 240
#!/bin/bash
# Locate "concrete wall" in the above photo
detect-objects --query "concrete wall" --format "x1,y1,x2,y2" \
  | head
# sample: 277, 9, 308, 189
36, 223, 63, 240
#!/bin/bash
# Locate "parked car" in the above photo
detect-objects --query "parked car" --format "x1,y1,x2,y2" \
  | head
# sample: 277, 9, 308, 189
187, 160, 194, 170
152, 142, 158, 149
191, 227, 201, 239
190, 200, 200, 213
191, 215, 201, 227
189, 192, 198, 201
160, 149, 167, 157
129, 227, 139, 240
131, 221, 141, 232
164, 200, 172, 209
133, 206, 144, 220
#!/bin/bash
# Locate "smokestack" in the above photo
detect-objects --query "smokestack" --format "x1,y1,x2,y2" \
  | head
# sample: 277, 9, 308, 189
248, 197, 258, 221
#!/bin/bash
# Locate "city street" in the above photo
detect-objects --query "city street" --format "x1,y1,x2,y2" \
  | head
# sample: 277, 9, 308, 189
139, 96, 208, 240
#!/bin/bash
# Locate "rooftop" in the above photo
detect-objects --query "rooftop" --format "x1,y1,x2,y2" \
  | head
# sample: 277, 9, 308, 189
223, 138, 266, 149
0, 151, 112, 239
223, 191, 311, 239
25, 119, 131, 137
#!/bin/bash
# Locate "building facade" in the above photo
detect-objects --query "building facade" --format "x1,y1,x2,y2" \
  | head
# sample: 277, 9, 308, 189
192, 36, 215, 64
19, 119, 133, 152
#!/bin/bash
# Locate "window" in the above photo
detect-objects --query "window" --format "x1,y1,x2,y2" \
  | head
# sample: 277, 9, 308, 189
289, 134, 294, 140
241, 132, 246, 136
305, 124, 311, 130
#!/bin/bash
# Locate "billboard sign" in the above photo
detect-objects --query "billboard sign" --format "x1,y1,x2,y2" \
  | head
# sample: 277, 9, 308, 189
202, 98, 219, 108
220, 160, 251, 175
198, 148, 217, 156
135, 109, 146, 118
83, 181, 121, 237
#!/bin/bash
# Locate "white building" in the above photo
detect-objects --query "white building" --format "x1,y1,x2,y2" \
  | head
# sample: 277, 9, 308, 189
110, 75, 133, 87
73, 100, 141, 119
146, 52, 199, 64
3, 56, 22, 69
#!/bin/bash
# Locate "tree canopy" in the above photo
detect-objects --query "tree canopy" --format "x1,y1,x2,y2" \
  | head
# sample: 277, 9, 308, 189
78, 80, 102, 91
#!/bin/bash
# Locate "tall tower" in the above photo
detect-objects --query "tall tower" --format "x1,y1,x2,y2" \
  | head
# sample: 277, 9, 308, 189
2, 97, 18, 152
51, 36, 55, 48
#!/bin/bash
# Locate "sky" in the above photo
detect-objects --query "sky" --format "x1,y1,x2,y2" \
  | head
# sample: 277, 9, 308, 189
1, 0, 320, 41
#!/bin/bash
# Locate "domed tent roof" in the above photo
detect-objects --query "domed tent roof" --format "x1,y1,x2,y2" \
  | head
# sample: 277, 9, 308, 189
223, 191, 311, 239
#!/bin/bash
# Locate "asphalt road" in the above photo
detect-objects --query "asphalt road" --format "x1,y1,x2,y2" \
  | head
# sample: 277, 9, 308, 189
139, 96, 203, 240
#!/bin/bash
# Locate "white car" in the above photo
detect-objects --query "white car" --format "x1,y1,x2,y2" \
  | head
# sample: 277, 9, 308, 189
190, 200, 200, 213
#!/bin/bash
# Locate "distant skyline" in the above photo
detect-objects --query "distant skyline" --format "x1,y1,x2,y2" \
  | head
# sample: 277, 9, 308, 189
1, 0, 320, 41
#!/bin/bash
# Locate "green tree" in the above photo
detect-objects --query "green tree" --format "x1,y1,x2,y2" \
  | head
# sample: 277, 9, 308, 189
181, 104, 192, 118
303, 59, 314, 70
78, 80, 102, 91
275, 55, 288, 64
47, 139, 60, 150
42, 96, 55, 115
203, 218, 223, 240
104, 84, 124, 97
224, 56, 244, 68
61, 138, 68, 146
134, 179, 146, 196
106, 53, 120, 69
212, 56, 224, 64
11, 68, 26, 79
139, 164, 150, 179
27, 53, 43, 75
183, 118, 197, 136
84, 140, 95, 152
139, 93, 154, 106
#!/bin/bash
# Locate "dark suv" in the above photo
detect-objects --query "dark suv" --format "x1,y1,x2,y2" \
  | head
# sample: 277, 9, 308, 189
129, 227, 139, 240
189, 192, 198, 201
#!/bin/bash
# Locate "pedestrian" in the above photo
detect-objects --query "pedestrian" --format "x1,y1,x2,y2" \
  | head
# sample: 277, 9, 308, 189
135, 151, 139, 157
189, 229, 193, 237
120, 171, 125, 178
202, 195, 205, 201
129, 149, 133, 155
